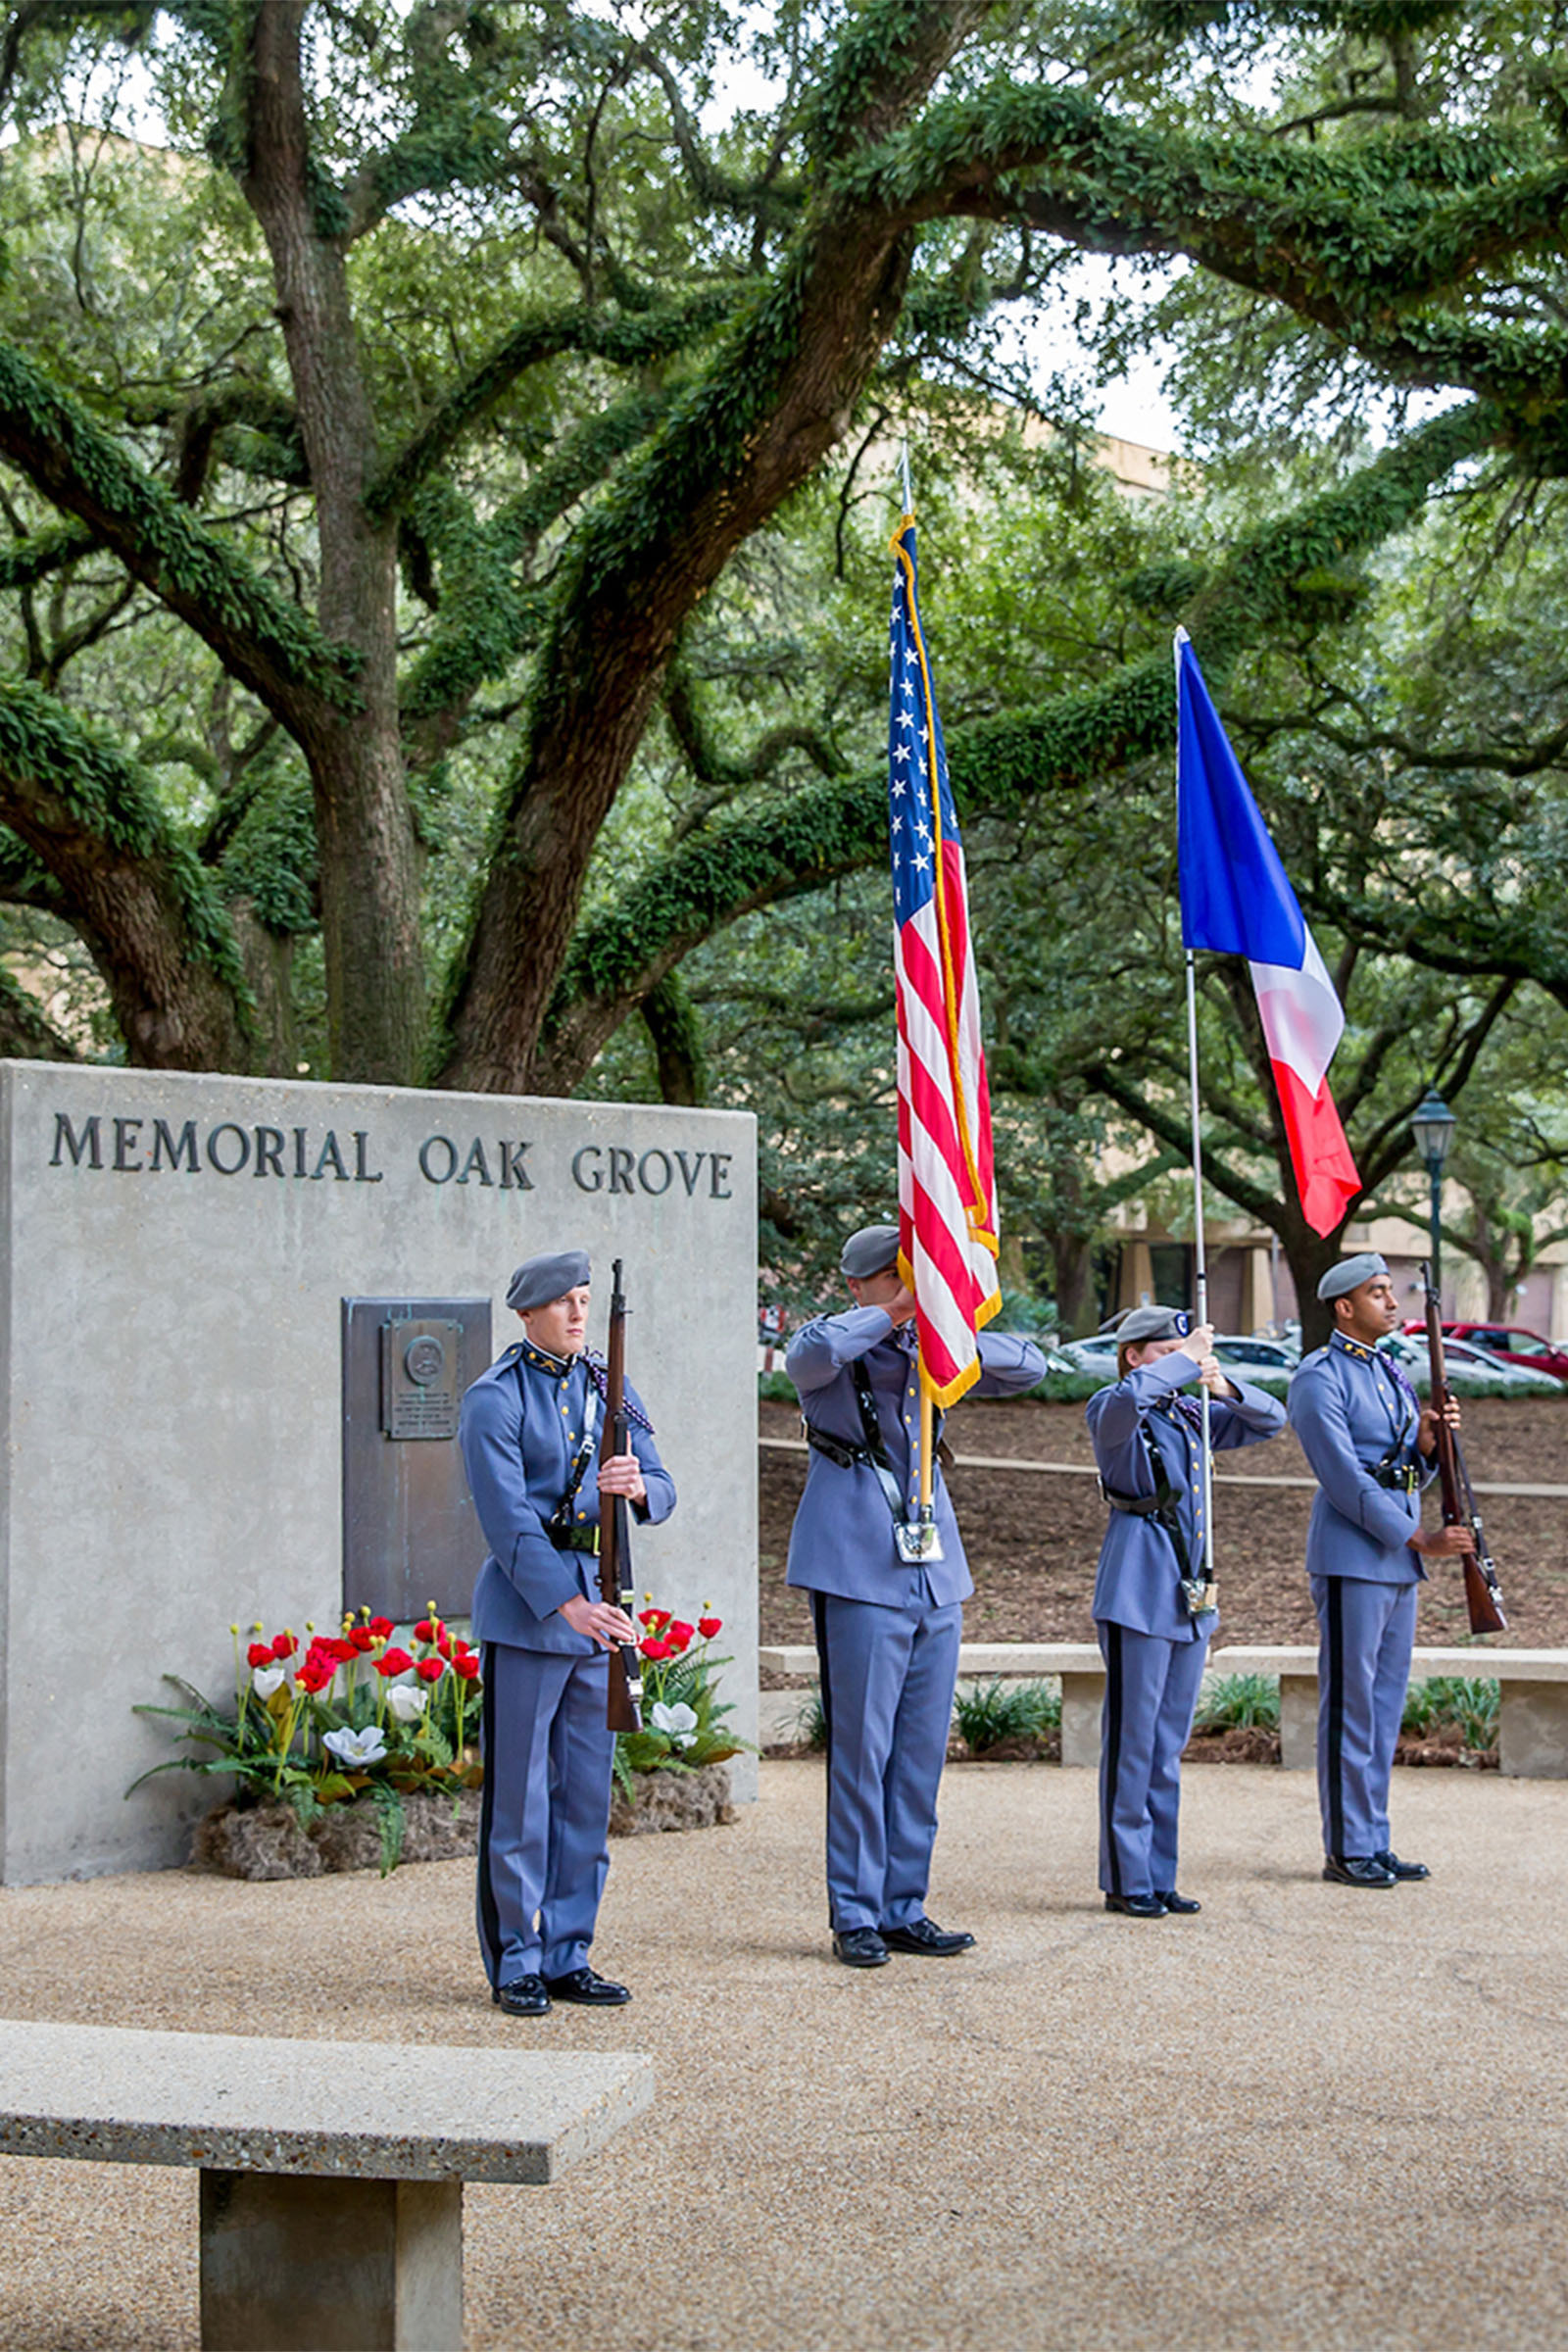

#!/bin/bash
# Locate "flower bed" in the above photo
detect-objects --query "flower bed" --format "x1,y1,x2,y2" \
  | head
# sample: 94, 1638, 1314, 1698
134, 1598, 749, 1876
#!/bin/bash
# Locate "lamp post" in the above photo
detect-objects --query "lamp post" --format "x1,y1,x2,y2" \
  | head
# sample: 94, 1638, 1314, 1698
1411, 1086, 1456, 1304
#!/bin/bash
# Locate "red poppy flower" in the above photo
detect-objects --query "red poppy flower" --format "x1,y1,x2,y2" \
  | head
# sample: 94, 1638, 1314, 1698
452, 1638, 471, 1657
639, 1607, 670, 1631
350, 1626, 376, 1653
416, 1655, 445, 1684
296, 1662, 333, 1693
699, 1617, 722, 1639
640, 1638, 672, 1660
368, 1616, 395, 1640
374, 1646, 415, 1678
270, 1633, 297, 1660
415, 1619, 438, 1642
453, 1653, 481, 1681
246, 1642, 273, 1669
327, 1637, 358, 1663
667, 1622, 695, 1650
436, 1634, 452, 1658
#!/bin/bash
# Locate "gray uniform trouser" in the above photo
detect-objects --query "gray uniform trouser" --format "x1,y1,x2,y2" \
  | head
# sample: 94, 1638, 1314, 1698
811, 1589, 962, 1933
1097, 1620, 1211, 1897
1311, 1575, 1417, 1860
477, 1641, 615, 1988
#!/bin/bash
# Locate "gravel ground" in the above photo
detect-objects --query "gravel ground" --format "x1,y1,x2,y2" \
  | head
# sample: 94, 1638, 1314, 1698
2, 1761, 1567, 2351
760, 1396, 1568, 1651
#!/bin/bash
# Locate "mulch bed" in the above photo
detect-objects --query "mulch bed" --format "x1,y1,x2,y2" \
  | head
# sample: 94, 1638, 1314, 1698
760, 1394, 1568, 1653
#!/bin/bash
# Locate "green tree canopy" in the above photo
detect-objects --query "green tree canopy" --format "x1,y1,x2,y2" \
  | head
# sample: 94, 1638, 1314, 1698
0, 0, 1561, 1107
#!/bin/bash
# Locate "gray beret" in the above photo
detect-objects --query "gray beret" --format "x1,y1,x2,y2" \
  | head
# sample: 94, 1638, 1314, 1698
1316, 1252, 1390, 1303
841, 1223, 902, 1281
1117, 1304, 1191, 1347
507, 1249, 591, 1312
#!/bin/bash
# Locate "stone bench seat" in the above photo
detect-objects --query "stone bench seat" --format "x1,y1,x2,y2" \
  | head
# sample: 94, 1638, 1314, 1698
1207, 1644, 1568, 1777
759, 1642, 1568, 1777
0, 2019, 652, 2351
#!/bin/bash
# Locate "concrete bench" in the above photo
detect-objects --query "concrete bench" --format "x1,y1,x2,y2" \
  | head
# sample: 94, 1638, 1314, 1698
760, 1642, 1108, 1766
1212, 1645, 1568, 1777
760, 1642, 1568, 1778
0, 2019, 652, 2351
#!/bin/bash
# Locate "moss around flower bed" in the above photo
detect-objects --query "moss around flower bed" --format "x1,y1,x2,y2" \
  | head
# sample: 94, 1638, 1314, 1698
197, 1763, 735, 1880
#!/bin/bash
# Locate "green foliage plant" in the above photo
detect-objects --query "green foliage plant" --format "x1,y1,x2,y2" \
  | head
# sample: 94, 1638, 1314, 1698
1193, 1673, 1282, 1734
1400, 1675, 1500, 1754
952, 1676, 1060, 1752
611, 1600, 755, 1795
128, 1605, 484, 1875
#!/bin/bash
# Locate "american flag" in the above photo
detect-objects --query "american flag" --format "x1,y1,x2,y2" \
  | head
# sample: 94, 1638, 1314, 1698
888, 514, 1001, 1406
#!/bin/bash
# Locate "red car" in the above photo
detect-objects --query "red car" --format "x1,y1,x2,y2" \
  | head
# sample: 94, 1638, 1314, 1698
1402, 1320, 1568, 1383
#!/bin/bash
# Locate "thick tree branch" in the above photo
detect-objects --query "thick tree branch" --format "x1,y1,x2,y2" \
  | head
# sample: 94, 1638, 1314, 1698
366, 287, 744, 523
529, 399, 1494, 1091
0, 964, 78, 1062
0, 340, 356, 728
0, 682, 251, 1067
433, 0, 989, 1092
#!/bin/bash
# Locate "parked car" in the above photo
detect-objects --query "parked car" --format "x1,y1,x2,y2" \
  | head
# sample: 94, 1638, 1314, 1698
1400, 1320, 1568, 1385
1050, 1333, 1121, 1373
1051, 1330, 1298, 1378
1210, 1335, 1300, 1372
1382, 1331, 1564, 1393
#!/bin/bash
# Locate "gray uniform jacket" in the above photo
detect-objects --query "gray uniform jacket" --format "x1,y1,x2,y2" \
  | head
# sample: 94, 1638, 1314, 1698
461, 1341, 676, 1651
784, 1308, 1047, 1607
1088, 1351, 1286, 1640
1288, 1333, 1431, 1585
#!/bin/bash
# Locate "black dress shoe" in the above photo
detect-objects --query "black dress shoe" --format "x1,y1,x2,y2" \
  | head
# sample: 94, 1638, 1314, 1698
493, 1974, 551, 2016
1103, 1892, 1166, 1918
881, 1918, 976, 1956
832, 1927, 890, 1967
1374, 1849, 1431, 1881
1323, 1854, 1396, 1887
1154, 1890, 1201, 1914
542, 1966, 631, 2005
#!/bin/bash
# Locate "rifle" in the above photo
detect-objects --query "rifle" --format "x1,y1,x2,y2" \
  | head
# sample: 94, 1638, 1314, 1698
1420, 1260, 1507, 1636
598, 1258, 645, 1733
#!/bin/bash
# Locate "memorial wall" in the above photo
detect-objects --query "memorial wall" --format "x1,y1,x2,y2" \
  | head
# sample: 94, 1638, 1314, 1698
0, 1061, 758, 1883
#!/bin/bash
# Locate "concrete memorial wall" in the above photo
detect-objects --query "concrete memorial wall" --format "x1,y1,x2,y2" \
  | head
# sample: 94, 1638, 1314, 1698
0, 1061, 758, 1884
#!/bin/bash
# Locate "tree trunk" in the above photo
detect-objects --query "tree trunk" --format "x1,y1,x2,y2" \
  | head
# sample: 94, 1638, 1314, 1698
229, 900, 299, 1078
1283, 1218, 1356, 1353
641, 972, 707, 1105
1052, 1233, 1097, 1337
243, 0, 424, 1085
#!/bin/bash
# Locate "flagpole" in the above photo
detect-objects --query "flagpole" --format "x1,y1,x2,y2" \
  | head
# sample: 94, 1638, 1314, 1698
1184, 945, 1214, 1576
904, 433, 933, 1535
1176, 630, 1214, 1579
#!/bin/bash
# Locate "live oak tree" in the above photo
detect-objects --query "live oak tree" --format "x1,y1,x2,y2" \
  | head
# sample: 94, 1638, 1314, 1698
0, 0, 1564, 1102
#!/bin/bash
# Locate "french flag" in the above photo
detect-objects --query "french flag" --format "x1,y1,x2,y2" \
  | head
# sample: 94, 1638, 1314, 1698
1176, 628, 1360, 1237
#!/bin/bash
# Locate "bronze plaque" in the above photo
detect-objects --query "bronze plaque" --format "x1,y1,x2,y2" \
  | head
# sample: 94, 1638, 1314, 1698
342, 1296, 492, 1619
380, 1317, 461, 1440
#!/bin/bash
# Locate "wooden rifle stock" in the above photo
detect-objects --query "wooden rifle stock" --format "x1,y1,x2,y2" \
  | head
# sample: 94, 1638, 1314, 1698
1421, 1262, 1506, 1636
598, 1259, 644, 1733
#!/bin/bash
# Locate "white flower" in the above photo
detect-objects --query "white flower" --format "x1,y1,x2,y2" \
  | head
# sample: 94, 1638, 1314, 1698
650, 1700, 699, 1751
323, 1726, 388, 1767
251, 1666, 286, 1699
386, 1684, 428, 1723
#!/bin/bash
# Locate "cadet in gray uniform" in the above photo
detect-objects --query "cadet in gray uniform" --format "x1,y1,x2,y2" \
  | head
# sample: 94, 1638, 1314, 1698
1289, 1252, 1467, 1889
1088, 1305, 1286, 1916
786, 1223, 1047, 1967
460, 1250, 675, 2015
